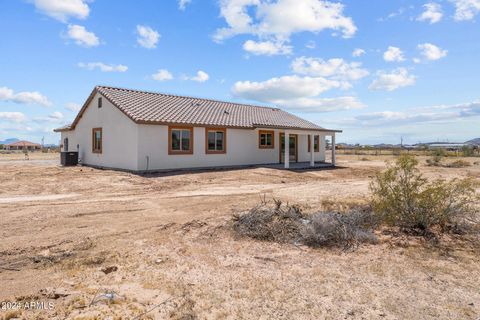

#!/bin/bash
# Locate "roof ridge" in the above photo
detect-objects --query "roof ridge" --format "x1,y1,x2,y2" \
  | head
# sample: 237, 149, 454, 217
95, 85, 282, 111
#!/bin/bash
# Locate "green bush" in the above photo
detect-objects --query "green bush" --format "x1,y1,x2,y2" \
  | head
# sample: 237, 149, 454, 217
370, 154, 478, 234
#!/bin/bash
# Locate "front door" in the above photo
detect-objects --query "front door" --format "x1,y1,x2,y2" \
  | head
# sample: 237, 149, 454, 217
279, 133, 297, 163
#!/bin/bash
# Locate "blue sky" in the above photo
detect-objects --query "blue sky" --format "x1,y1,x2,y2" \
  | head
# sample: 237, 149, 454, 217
1, 0, 479, 145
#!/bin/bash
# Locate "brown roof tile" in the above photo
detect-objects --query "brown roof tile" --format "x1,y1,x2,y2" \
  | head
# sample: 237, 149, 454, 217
56, 86, 341, 132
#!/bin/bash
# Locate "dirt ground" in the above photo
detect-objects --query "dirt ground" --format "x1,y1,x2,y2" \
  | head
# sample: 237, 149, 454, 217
1, 152, 479, 319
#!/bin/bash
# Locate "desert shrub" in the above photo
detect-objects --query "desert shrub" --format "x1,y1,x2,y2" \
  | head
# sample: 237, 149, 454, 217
446, 159, 471, 168
426, 148, 448, 166
232, 199, 305, 243
461, 146, 475, 157
370, 154, 478, 234
301, 210, 378, 249
233, 200, 377, 249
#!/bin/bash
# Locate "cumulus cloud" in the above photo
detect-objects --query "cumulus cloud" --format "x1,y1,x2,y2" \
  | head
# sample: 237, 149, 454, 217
417, 43, 448, 61
291, 57, 369, 81
78, 62, 128, 72
352, 100, 480, 126
231, 75, 363, 112
214, 0, 356, 54
243, 39, 292, 56
383, 46, 405, 62
0, 86, 52, 107
306, 41, 316, 49
33, 0, 90, 22
369, 68, 416, 91
417, 2, 443, 23
0, 112, 27, 123
65, 102, 81, 112
178, 0, 192, 10
352, 48, 365, 57
136, 25, 160, 49
184, 70, 210, 82
152, 69, 174, 81
451, 0, 480, 21
233, 75, 341, 101
66, 24, 100, 47
34, 111, 65, 123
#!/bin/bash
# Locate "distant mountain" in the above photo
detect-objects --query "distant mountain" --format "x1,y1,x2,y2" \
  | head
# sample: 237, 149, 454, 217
465, 138, 480, 145
0, 138, 19, 145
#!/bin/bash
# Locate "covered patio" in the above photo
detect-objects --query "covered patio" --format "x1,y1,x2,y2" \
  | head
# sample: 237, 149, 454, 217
277, 129, 340, 169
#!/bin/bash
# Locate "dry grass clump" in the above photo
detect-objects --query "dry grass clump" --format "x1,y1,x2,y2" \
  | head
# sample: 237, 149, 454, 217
233, 200, 377, 249
232, 199, 305, 243
446, 159, 471, 168
371, 154, 479, 235
301, 210, 378, 249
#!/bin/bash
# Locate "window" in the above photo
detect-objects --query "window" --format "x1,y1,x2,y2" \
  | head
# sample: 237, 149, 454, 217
308, 135, 320, 152
169, 126, 193, 154
98, 97, 102, 108
63, 138, 69, 152
259, 130, 274, 149
92, 128, 102, 153
206, 128, 226, 154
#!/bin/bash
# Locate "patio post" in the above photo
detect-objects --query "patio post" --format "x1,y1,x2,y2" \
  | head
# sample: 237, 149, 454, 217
332, 133, 336, 166
284, 131, 289, 169
310, 133, 315, 167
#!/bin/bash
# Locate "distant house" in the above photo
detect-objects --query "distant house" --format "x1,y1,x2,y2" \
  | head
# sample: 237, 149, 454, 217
3, 140, 42, 151
54, 86, 341, 172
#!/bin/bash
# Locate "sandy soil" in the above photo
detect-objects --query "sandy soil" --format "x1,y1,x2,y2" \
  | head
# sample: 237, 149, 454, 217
0, 153, 479, 319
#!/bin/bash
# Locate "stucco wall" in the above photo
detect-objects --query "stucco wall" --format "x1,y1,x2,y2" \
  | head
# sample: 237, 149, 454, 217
137, 126, 284, 171
60, 93, 139, 171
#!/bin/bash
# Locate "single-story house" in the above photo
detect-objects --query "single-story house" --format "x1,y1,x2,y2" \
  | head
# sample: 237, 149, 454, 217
54, 86, 341, 172
3, 140, 42, 151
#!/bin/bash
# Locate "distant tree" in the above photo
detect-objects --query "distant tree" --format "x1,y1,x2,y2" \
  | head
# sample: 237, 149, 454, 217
0, 144, 4, 150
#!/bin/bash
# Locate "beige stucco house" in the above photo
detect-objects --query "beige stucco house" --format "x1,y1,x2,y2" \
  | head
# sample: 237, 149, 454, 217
54, 86, 341, 172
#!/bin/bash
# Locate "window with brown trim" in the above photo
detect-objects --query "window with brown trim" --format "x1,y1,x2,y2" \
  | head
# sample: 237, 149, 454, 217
169, 126, 193, 154
92, 128, 102, 153
259, 130, 275, 149
206, 128, 226, 154
308, 135, 320, 152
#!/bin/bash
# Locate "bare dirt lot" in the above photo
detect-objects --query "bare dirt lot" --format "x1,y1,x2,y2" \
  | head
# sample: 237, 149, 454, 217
1, 153, 479, 319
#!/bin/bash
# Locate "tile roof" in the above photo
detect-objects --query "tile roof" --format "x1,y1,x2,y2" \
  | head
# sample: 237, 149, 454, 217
5, 140, 41, 147
56, 86, 341, 132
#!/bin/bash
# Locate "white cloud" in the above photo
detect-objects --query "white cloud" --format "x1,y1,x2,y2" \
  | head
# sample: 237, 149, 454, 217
65, 102, 81, 112
383, 46, 405, 62
77, 62, 128, 72
152, 69, 174, 81
352, 100, 480, 126
66, 24, 100, 47
0, 112, 26, 123
352, 48, 365, 57
214, 0, 357, 52
451, 0, 480, 21
33, 0, 90, 22
417, 43, 448, 61
233, 75, 342, 101
136, 25, 160, 49
417, 2, 443, 23
0, 86, 52, 107
231, 74, 364, 112
369, 68, 416, 91
243, 39, 292, 56
185, 70, 210, 82
306, 41, 316, 49
272, 96, 365, 112
49, 111, 64, 120
178, 0, 192, 10
34, 111, 65, 123
291, 57, 369, 81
